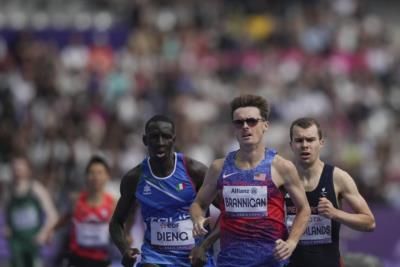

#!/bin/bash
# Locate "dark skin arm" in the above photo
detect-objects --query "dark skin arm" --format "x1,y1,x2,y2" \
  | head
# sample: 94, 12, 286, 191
190, 215, 221, 267
109, 165, 141, 267
185, 156, 220, 208
184, 156, 208, 192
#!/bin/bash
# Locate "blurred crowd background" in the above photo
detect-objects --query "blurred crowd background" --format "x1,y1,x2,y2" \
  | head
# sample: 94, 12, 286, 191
0, 0, 399, 266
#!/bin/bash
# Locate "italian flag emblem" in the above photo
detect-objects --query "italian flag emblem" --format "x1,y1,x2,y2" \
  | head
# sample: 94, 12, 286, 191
176, 182, 186, 191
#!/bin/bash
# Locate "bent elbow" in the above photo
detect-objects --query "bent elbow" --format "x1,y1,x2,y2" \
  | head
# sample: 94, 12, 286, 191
366, 220, 376, 232
306, 205, 311, 215
361, 217, 376, 232
303, 204, 311, 217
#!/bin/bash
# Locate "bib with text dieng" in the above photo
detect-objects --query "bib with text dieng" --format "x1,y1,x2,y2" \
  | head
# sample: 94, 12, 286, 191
150, 219, 195, 250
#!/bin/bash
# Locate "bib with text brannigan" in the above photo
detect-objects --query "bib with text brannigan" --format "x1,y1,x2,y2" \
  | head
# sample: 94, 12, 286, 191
223, 185, 268, 217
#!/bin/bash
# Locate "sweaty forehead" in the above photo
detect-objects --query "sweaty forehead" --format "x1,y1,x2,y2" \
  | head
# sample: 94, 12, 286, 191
146, 121, 174, 134
233, 107, 261, 119
292, 125, 319, 137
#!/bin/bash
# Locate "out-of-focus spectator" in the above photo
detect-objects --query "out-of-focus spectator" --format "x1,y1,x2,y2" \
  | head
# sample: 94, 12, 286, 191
0, 0, 398, 206
4, 155, 58, 267
0, 2, 399, 264
343, 252, 383, 267
50, 155, 115, 267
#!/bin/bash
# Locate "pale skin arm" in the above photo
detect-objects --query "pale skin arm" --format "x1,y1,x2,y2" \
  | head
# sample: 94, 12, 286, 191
318, 167, 375, 232
32, 181, 59, 245
190, 158, 224, 237
272, 156, 311, 261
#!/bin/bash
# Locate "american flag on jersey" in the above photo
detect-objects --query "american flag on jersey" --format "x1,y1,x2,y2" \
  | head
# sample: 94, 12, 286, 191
254, 173, 266, 181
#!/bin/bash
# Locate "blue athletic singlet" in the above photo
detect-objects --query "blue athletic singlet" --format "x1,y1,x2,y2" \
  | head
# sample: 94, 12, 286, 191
217, 148, 288, 267
135, 152, 214, 267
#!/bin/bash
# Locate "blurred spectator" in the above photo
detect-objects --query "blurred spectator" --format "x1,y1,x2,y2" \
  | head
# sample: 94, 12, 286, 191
0, 1, 399, 264
4, 155, 58, 267
344, 252, 383, 267
0, 0, 397, 205
51, 155, 115, 267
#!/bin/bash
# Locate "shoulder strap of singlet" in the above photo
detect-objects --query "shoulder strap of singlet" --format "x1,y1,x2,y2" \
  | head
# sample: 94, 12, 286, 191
320, 164, 338, 208
264, 148, 277, 167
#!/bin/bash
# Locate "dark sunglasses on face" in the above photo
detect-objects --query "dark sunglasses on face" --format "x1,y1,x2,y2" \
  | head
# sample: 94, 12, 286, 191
232, 118, 264, 128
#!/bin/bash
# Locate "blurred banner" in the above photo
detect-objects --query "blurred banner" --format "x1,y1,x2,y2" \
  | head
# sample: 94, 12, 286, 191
1, 205, 400, 266
342, 205, 400, 267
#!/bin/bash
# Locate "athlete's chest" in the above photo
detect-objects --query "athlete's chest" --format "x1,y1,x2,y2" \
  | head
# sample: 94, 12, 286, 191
302, 177, 320, 192
137, 174, 196, 209
74, 201, 112, 222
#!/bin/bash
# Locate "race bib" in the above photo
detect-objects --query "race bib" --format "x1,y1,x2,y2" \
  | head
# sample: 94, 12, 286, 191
223, 185, 268, 217
150, 219, 195, 250
11, 205, 40, 231
287, 214, 332, 245
75, 221, 109, 247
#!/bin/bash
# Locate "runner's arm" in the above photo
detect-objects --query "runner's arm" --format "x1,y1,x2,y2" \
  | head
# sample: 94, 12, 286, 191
320, 168, 375, 232
273, 156, 310, 260
32, 180, 59, 244
109, 166, 140, 255
190, 158, 223, 236
185, 156, 220, 208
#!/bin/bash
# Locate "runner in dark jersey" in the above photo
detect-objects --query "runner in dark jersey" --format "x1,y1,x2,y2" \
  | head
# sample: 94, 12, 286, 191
286, 117, 376, 267
5, 156, 58, 267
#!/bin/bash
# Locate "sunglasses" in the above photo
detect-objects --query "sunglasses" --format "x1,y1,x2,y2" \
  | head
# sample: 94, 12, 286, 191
232, 118, 264, 128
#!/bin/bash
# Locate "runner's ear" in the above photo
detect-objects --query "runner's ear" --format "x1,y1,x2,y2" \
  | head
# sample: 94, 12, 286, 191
142, 135, 148, 146
263, 121, 269, 132
320, 137, 325, 147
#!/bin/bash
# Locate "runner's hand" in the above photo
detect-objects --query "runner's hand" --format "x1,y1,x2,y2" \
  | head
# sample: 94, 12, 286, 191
189, 245, 207, 267
192, 216, 210, 237
318, 197, 336, 219
121, 248, 140, 267
274, 239, 296, 261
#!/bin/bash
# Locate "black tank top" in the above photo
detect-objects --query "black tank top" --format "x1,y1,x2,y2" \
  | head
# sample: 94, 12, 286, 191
285, 164, 342, 267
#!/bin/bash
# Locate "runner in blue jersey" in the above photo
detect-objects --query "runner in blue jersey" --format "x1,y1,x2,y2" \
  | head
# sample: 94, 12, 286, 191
109, 115, 215, 267
190, 94, 311, 267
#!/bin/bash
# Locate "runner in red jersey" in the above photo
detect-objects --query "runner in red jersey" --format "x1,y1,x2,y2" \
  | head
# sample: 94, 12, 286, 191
52, 155, 116, 267
68, 190, 115, 266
